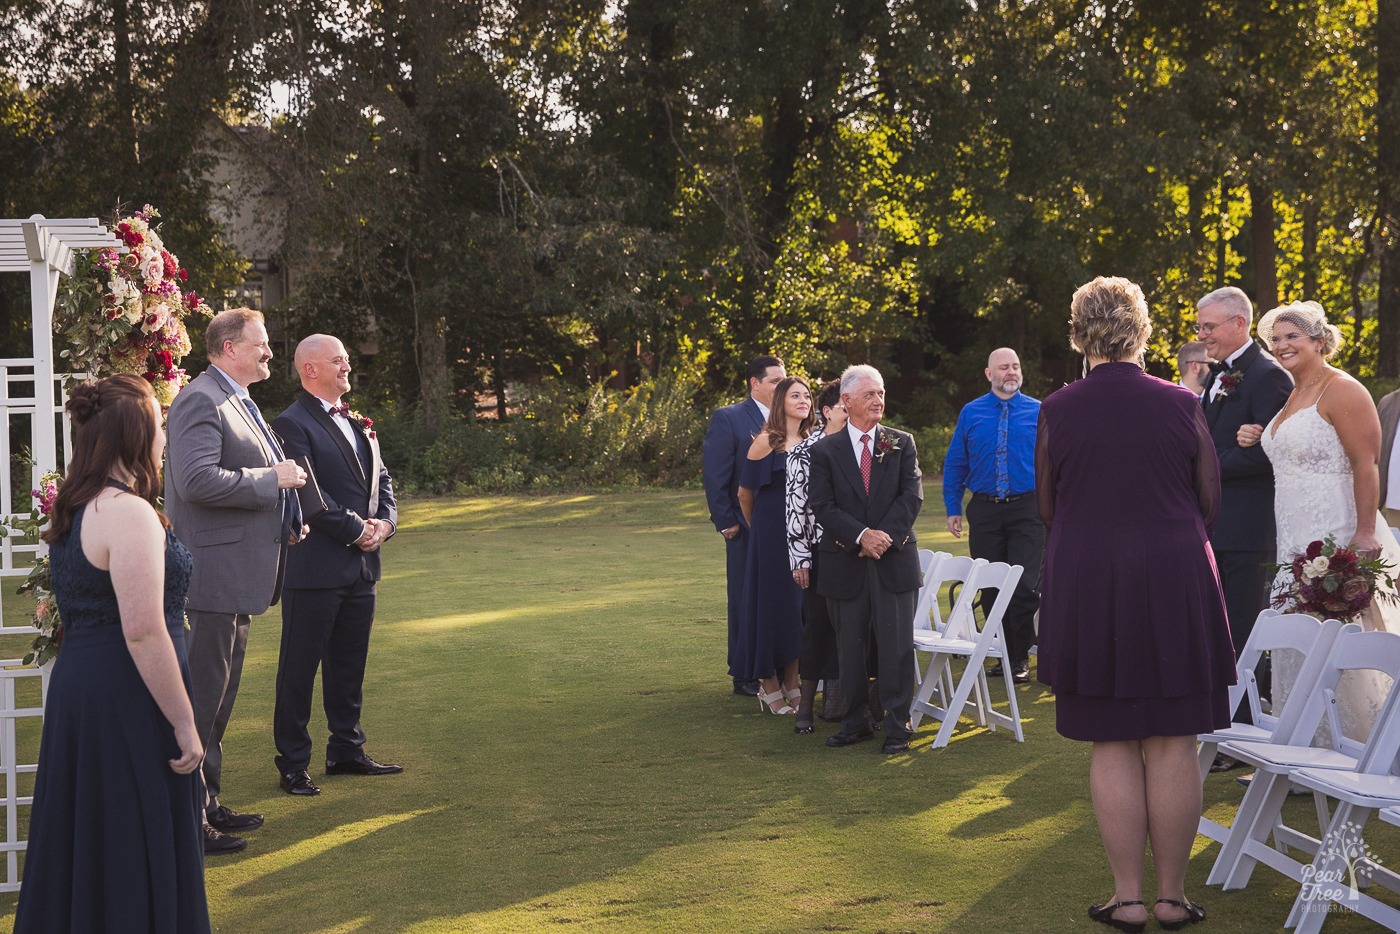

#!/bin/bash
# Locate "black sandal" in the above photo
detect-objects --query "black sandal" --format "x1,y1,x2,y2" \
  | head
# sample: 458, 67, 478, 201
794, 714, 814, 735
1155, 898, 1205, 930
1088, 900, 1146, 933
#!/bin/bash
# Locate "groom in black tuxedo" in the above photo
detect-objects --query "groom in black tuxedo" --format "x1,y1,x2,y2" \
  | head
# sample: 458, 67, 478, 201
1195, 287, 1292, 663
270, 333, 400, 796
809, 364, 923, 753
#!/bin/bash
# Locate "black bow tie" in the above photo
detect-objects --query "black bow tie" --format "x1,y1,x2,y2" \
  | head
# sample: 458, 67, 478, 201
1209, 361, 1228, 375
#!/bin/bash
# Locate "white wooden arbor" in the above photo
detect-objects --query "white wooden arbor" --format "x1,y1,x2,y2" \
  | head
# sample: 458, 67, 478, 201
0, 215, 119, 892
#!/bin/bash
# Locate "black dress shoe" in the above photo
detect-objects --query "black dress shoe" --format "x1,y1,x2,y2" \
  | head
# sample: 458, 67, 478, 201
732, 678, 760, 696
1209, 754, 1244, 773
203, 824, 247, 855
986, 663, 1006, 677
825, 727, 874, 748
207, 804, 264, 832
325, 753, 403, 776
881, 737, 911, 754
281, 769, 322, 796
1012, 664, 1031, 684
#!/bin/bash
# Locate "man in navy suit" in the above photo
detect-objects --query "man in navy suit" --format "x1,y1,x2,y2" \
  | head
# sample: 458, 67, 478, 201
703, 354, 785, 696
808, 365, 923, 753
270, 334, 400, 796
1195, 287, 1291, 768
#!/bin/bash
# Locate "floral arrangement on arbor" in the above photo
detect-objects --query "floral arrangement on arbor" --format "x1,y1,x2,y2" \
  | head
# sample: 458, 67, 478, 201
53, 205, 212, 405
1272, 536, 1397, 623
16, 471, 63, 666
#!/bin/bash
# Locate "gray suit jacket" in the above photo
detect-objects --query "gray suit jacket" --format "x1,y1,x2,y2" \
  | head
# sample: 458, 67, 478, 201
1380, 388, 1400, 508
164, 368, 286, 615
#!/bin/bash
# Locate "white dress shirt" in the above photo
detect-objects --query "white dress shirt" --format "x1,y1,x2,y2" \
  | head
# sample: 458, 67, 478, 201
1207, 343, 1251, 404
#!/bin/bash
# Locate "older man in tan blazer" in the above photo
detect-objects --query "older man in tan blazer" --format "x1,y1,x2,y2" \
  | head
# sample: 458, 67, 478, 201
165, 308, 305, 854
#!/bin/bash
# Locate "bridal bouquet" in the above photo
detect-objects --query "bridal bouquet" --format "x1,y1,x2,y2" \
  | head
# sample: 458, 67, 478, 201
1272, 536, 1397, 622
53, 205, 211, 405
15, 471, 63, 666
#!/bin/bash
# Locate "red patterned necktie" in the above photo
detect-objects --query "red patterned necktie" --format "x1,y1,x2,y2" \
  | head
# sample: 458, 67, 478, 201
859, 433, 872, 493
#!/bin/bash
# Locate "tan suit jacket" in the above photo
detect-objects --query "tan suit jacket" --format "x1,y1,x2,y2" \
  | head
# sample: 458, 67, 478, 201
1380, 389, 1400, 510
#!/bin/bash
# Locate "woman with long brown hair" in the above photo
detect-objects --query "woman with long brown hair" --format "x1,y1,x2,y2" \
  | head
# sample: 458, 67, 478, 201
735, 377, 814, 714
15, 374, 209, 934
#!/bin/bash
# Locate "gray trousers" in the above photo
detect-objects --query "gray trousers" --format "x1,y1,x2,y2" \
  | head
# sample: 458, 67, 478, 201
186, 609, 251, 812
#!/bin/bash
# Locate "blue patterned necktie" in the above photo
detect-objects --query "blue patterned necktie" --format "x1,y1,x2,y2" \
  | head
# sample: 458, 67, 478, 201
994, 400, 1011, 499
241, 397, 302, 529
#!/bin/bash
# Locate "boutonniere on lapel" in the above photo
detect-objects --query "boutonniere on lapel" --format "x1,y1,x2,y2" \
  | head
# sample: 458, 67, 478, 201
331, 403, 377, 439
1216, 368, 1245, 400
874, 431, 900, 463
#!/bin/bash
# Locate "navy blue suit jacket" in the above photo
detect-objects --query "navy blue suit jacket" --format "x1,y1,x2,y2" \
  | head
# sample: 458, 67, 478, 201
1201, 341, 1292, 553
272, 392, 397, 588
702, 397, 765, 532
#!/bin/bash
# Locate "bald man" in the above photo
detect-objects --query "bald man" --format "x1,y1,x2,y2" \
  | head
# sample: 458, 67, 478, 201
942, 348, 1046, 682
269, 334, 400, 797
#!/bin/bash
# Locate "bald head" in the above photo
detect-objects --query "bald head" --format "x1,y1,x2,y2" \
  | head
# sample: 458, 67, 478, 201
295, 333, 353, 403
985, 348, 1022, 399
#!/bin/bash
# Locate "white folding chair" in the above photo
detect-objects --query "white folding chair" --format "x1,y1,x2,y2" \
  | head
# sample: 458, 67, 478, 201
911, 550, 943, 640
1208, 629, 1400, 891
910, 561, 1025, 749
1283, 712, 1400, 933
1196, 613, 1350, 843
910, 555, 984, 725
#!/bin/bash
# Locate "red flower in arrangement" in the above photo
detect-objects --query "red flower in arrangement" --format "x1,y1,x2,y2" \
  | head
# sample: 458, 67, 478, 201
185, 291, 200, 310
179, 268, 188, 281
162, 251, 178, 277
1272, 536, 1397, 622
116, 222, 143, 248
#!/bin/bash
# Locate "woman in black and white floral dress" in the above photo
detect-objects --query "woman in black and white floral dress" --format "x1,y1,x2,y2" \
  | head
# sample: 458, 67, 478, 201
784, 379, 848, 734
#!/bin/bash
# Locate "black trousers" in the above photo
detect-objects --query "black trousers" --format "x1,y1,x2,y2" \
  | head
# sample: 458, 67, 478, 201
273, 580, 376, 774
827, 562, 916, 740
965, 495, 1046, 667
725, 528, 748, 681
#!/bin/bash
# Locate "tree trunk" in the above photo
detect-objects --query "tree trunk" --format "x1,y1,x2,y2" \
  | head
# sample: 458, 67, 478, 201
112, 0, 139, 171
1215, 177, 1229, 287
1248, 179, 1277, 312
1301, 197, 1319, 299
1378, 0, 1400, 377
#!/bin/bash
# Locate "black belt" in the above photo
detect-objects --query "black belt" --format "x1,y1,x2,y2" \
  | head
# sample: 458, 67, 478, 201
972, 492, 1032, 504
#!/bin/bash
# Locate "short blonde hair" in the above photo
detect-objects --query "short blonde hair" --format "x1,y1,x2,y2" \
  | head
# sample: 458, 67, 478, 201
1069, 276, 1151, 362
206, 308, 265, 359
1258, 301, 1342, 359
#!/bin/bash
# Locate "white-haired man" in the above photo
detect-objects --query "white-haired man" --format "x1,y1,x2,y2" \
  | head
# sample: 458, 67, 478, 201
808, 364, 923, 753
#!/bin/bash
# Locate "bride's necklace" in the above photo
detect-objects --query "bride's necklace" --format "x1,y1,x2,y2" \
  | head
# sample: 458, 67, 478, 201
1281, 367, 1331, 416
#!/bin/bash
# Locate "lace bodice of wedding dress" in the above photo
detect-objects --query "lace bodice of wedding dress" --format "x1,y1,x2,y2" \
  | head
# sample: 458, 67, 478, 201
1262, 402, 1400, 744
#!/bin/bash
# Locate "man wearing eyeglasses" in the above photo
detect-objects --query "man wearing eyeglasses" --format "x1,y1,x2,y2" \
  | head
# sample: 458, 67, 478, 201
165, 308, 308, 851
1176, 340, 1212, 396
1194, 287, 1292, 767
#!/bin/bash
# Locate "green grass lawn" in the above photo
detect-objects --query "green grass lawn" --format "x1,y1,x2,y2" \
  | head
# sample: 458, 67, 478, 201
0, 484, 1393, 932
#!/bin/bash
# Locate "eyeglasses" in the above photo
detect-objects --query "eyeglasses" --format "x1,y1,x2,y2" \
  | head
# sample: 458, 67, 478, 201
1185, 359, 1209, 367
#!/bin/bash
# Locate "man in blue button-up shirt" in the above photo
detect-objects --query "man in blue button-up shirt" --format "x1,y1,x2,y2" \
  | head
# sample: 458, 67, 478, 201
942, 348, 1045, 682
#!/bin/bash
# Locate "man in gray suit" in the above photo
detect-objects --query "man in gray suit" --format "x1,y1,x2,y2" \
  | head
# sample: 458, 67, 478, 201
165, 307, 306, 854
1380, 387, 1400, 529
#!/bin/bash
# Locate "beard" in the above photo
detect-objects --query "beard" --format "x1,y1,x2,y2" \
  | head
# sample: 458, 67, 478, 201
995, 378, 1021, 395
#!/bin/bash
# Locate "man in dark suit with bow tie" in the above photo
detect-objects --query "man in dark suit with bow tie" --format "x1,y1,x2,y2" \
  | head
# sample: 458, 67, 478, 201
808, 364, 923, 753
270, 334, 400, 796
1195, 288, 1291, 751
703, 354, 786, 696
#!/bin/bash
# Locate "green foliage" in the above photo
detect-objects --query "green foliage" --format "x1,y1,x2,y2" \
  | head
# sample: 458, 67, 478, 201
376, 370, 708, 492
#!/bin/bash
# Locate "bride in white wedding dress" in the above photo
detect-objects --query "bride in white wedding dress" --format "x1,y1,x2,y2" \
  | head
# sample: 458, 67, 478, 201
1238, 301, 1400, 744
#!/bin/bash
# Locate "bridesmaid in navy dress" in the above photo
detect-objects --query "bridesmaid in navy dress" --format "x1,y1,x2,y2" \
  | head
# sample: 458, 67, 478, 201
15, 375, 209, 934
1037, 278, 1232, 933
735, 377, 814, 715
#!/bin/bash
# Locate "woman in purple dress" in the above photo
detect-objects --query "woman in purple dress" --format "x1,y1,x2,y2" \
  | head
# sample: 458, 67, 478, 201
1036, 277, 1233, 933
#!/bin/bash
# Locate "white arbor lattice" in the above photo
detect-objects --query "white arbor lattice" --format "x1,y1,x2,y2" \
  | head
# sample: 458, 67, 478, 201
0, 215, 119, 892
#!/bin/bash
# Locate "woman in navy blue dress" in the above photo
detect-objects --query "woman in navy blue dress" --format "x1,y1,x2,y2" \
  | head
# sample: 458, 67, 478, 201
1037, 278, 1232, 933
15, 375, 209, 934
736, 377, 814, 715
